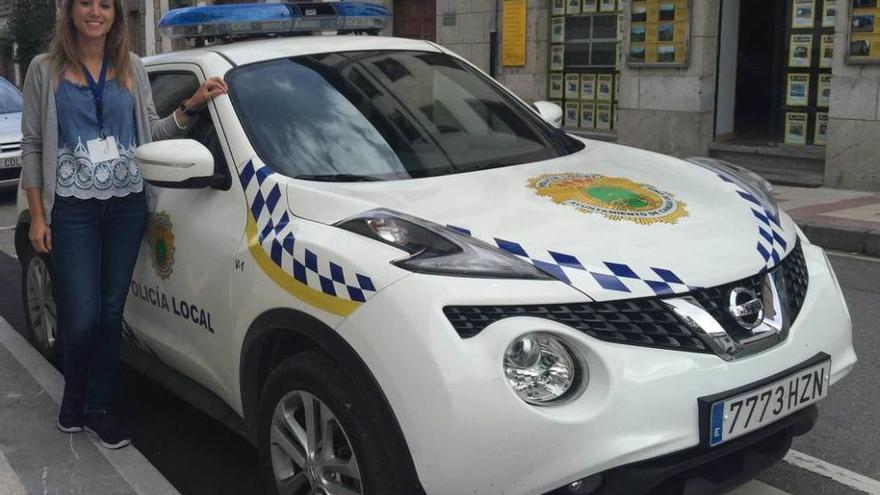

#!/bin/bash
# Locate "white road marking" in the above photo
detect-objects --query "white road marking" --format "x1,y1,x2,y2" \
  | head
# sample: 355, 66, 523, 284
0, 450, 28, 495
728, 481, 790, 494
785, 450, 880, 495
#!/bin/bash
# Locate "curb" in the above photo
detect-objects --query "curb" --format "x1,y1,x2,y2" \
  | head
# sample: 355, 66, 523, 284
0, 316, 180, 495
796, 219, 880, 258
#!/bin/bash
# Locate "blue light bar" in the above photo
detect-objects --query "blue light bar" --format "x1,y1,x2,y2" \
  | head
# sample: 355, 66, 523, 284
158, 2, 391, 40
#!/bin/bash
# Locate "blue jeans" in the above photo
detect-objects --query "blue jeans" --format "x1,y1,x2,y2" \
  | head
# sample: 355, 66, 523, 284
51, 192, 147, 414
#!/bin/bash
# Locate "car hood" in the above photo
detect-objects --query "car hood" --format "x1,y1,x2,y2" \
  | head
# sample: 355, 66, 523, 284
0, 112, 21, 141
284, 140, 797, 301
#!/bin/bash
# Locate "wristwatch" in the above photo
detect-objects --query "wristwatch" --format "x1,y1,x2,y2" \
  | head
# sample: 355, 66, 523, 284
178, 101, 199, 117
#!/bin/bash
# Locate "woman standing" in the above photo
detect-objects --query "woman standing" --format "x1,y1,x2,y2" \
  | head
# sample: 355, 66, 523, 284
20, 0, 226, 448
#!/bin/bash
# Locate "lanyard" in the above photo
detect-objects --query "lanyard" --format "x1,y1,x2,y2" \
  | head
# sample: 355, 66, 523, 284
81, 53, 110, 139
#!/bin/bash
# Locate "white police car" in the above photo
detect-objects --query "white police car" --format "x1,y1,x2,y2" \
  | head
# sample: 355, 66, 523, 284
16, 3, 856, 494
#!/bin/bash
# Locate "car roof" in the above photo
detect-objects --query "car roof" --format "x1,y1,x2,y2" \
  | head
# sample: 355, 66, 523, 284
145, 35, 443, 67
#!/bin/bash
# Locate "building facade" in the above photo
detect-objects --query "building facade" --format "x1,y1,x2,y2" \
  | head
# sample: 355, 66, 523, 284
1, 0, 875, 190
391, 0, 880, 192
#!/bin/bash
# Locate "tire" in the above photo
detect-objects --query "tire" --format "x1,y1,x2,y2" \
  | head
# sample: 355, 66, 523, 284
19, 236, 61, 363
258, 351, 400, 495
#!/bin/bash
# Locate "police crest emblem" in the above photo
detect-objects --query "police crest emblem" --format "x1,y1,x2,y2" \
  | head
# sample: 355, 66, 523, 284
146, 212, 175, 279
528, 173, 688, 225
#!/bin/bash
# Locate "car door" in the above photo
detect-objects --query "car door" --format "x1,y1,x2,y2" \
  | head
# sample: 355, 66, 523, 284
125, 63, 246, 399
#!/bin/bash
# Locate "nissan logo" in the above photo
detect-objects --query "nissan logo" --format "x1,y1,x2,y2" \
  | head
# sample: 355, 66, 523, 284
728, 288, 764, 330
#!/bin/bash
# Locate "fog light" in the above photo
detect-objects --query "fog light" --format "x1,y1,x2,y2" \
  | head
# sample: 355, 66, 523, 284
504, 333, 584, 405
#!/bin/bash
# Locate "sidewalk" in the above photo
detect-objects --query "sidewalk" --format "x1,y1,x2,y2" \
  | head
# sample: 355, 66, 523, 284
0, 317, 179, 495
775, 185, 880, 257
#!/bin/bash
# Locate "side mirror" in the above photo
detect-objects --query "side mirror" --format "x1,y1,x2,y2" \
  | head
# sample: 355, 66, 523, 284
533, 101, 563, 128
136, 139, 223, 189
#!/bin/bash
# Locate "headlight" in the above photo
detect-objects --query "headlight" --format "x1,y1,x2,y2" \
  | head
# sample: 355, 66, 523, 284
686, 157, 779, 219
336, 209, 553, 280
504, 333, 585, 405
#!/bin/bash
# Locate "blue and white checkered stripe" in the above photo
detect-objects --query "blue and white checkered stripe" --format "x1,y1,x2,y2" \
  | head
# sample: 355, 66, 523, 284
449, 225, 697, 296
718, 175, 788, 269
239, 161, 377, 303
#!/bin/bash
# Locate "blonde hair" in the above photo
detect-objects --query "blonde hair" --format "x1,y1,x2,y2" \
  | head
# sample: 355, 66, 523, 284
48, 0, 132, 89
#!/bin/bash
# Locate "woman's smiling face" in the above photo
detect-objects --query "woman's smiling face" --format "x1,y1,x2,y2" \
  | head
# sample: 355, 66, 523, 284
71, 0, 115, 41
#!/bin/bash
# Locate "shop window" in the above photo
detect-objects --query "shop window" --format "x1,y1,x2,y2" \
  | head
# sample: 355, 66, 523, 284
549, 0, 622, 132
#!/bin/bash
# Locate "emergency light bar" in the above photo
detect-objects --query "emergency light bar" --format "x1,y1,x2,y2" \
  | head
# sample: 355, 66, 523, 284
157, 2, 391, 40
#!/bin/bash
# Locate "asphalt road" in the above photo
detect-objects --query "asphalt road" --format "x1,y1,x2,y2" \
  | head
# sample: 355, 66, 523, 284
0, 187, 877, 495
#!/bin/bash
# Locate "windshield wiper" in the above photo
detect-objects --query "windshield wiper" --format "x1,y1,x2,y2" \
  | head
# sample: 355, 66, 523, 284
454, 162, 513, 174
294, 174, 384, 182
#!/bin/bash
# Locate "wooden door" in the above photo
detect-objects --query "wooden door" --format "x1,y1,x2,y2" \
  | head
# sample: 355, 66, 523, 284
393, 0, 436, 41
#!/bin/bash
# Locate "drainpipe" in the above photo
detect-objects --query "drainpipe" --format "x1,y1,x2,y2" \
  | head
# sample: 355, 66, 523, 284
145, 0, 156, 56
489, 0, 500, 77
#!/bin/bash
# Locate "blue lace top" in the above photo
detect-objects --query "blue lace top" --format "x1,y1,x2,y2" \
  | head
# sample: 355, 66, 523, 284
55, 78, 141, 199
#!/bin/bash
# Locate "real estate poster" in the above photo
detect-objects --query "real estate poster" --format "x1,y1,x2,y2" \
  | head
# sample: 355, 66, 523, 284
789, 34, 813, 67
565, 73, 581, 99
596, 103, 613, 130
583, 0, 598, 12
551, 17, 565, 44
631, 45, 647, 63
549, 73, 564, 99
818, 74, 832, 107
657, 45, 677, 62
581, 103, 596, 128
565, 102, 580, 127
785, 112, 808, 145
851, 13, 875, 34
815, 112, 829, 145
820, 35, 834, 67
632, 2, 647, 22
599, 0, 615, 12
822, 0, 837, 27
597, 74, 614, 101
552, 0, 565, 16
551, 45, 565, 71
850, 39, 872, 59
502, 0, 527, 66
567, 0, 581, 14
658, 2, 676, 21
632, 24, 647, 43
792, 0, 815, 28
786, 73, 810, 106
581, 74, 597, 100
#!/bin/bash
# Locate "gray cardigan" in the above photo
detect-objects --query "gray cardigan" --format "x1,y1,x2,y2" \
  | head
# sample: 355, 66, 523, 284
20, 52, 186, 224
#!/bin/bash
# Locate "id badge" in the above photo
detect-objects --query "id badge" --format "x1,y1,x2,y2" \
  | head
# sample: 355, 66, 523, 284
86, 136, 120, 163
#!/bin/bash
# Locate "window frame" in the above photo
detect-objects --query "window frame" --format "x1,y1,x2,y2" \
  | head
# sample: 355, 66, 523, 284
146, 64, 234, 190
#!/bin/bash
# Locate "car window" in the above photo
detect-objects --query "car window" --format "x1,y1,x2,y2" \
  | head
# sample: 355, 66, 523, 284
227, 50, 575, 182
149, 71, 230, 186
0, 78, 22, 114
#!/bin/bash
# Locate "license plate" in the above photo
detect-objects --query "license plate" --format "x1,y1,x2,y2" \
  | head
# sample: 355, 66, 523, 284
0, 157, 20, 169
708, 359, 831, 447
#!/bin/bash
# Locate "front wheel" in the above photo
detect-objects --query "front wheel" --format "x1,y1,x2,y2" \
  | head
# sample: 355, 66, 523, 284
258, 351, 400, 495
19, 238, 60, 362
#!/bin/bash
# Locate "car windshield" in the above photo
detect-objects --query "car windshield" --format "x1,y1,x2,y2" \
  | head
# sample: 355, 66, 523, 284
0, 79, 22, 114
227, 50, 574, 181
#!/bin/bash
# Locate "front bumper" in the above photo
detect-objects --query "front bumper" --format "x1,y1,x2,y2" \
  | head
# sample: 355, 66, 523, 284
335, 241, 856, 495
548, 405, 817, 495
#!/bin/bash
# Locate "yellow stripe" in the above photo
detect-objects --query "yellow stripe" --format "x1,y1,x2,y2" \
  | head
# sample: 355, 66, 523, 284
246, 214, 361, 317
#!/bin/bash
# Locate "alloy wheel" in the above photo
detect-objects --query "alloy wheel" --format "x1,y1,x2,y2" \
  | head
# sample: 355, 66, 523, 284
26, 256, 57, 353
270, 390, 363, 495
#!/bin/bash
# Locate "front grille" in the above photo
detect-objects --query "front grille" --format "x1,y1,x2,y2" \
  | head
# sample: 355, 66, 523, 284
0, 166, 20, 181
444, 299, 709, 352
445, 240, 809, 354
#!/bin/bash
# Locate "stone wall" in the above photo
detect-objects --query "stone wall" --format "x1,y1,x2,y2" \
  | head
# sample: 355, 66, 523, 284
825, 2, 880, 191
616, 0, 720, 157
436, 0, 548, 103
